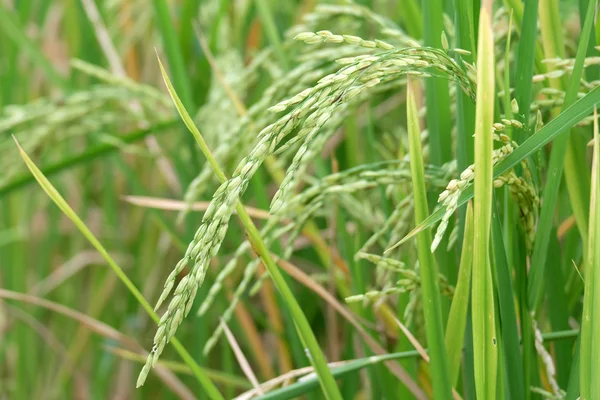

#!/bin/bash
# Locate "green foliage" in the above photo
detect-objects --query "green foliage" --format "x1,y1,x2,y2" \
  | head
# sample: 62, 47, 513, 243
1, 0, 599, 398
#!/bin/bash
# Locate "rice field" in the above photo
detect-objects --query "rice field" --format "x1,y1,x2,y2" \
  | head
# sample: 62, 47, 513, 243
1, 0, 599, 399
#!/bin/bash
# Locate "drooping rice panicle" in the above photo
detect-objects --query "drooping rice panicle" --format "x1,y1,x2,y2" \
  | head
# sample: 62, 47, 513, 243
431, 127, 538, 252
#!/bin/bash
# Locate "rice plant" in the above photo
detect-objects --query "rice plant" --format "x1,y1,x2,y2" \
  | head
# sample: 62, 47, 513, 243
2, 0, 600, 399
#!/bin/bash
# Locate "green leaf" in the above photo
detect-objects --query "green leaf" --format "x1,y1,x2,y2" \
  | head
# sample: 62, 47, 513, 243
156, 55, 343, 400
470, 6, 498, 399
407, 79, 452, 399
152, 0, 199, 167
445, 201, 474, 385
528, 0, 597, 312
0, 121, 177, 196
388, 84, 600, 252
580, 107, 600, 399
255, 350, 421, 400
491, 197, 525, 398
13, 138, 224, 400
513, 0, 540, 134
422, 0, 452, 165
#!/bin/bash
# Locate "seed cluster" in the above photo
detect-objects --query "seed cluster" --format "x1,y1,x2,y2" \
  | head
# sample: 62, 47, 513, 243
138, 19, 540, 382
345, 253, 454, 304
432, 124, 539, 252
287, 2, 408, 44
1, 70, 168, 188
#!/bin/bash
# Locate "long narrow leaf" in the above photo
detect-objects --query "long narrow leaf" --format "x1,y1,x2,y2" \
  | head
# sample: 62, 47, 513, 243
0, 121, 177, 196
388, 84, 600, 252
13, 138, 224, 400
151, 0, 199, 167
155, 56, 343, 400
580, 107, 600, 399
513, 0, 540, 134
254, 350, 421, 400
445, 201, 474, 385
406, 79, 452, 399
491, 197, 525, 398
422, 0, 452, 165
528, 0, 597, 312
471, 4, 498, 399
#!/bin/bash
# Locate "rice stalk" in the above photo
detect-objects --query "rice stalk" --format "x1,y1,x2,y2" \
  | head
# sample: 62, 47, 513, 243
13, 139, 223, 399
445, 201, 474, 386
142, 56, 343, 399
580, 107, 600, 399
471, 4, 498, 399
406, 78, 452, 399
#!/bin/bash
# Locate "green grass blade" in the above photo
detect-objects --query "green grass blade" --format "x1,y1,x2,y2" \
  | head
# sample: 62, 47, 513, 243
528, 0, 597, 312
396, 0, 422, 38
579, 0, 600, 80
13, 139, 224, 400
491, 196, 525, 399
253, 327, 582, 400
545, 226, 574, 386
0, 5, 69, 91
471, 5, 498, 399
454, 0, 476, 168
255, 350, 421, 400
445, 201, 474, 386
591, 113, 600, 398
0, 120, 177, 196
151, 0, 194, 111
253, 0, 288, 70
415, 0, 456, 293
513, 0, 539, 134
156, 55, 343, 400
179, 0, 201, 63
156, 54, 227, 183
388, 84, 600, 251
109, 348, 252, 389
580, 107, 600, 399
151, 0, 199, 167
454, 0, 476, 260
539, 0, 592, 250
406, 79, 452, 399
422, 0, 452, 165
566, 335, 582, 400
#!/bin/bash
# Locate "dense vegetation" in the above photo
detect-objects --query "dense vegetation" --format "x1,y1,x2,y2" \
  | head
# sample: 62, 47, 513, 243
1, 0, 600, 399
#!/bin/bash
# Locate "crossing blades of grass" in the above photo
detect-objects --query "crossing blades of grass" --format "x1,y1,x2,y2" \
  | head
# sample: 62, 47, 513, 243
106, 347, 252, 390
528, 0, 597, 313
254, 327, 582, 400
254, 350, 421, 400
12, 138, 224, 400
0, 120, 178, 196
406, 79, 452, 400
471, 3, 498, 399
156, 55, 343, 400
580, 107, 600, 399
388, 83, 600, 252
